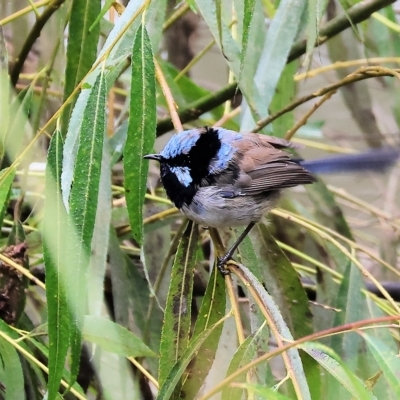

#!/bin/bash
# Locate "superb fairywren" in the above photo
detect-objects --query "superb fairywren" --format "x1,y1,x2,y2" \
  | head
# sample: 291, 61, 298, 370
144, 126, 316, 272
144, 127, 400, 273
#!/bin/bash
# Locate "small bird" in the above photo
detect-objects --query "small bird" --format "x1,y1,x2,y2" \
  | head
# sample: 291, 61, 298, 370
144, 126, 399, 272
144, 126, 316, 272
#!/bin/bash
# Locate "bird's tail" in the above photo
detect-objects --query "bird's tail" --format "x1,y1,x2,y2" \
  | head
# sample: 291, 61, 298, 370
299, 147, 400, 174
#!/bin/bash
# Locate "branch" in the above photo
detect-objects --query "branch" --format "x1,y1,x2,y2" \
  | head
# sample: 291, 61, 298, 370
253, 67, 400, 131
156, 0, 396, 135
10, 0, 65, 86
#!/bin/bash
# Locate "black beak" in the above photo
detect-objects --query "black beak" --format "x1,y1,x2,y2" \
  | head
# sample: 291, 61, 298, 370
143, 154, 161, 161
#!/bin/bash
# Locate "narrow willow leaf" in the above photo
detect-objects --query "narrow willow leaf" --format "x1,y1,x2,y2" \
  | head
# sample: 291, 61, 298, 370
17, 327, 86, 397
194, 0, 252, 100
361, 333, 400, 397
238, 262, 311, 400
250, 224, 313, 338
124, 23, 156, 246
89, 0, 114, 32
68, 69, 107, 385
108, 228, 131, 327
221, 331, 260, 400
239, 230, 263, 282
1, 85, 33, 166
158, 221, 198, 387
304, 0, 318, 66
0, 26, 10, 160
157, 318, 227, 400
43, 130, 71, 400
61, 0, 101, 135
0, 337, 24, 400
241, 0, 307, 127
216, 0, 223, 52
62, 0, 144, 204
0, 167, 15, 228
88, 146, 111, 317
83, 316, 156, 357
180, 268, 226, 398
109, 226, 164, 367
330, 261, 365, 369
145, 0, 168, 53
239, 0, 256, 83
270, 61, 297, 135
301, 342, 377, 400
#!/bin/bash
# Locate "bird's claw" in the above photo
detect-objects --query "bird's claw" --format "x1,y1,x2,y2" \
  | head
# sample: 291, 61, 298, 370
217, 255, 232, 275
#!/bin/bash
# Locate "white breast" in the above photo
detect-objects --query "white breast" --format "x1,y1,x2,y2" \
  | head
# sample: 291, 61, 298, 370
180, 186, 279, 228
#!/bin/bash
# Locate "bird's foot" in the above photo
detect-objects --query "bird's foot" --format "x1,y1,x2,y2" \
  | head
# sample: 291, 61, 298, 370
217, 254, 233, 275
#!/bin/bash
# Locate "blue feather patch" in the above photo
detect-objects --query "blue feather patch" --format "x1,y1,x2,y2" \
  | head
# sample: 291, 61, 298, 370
208, 129, 240, 173
160, 130, 201, 159
170, 166, 193, 186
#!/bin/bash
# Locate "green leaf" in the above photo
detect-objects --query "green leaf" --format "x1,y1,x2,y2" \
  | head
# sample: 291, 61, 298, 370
0, 167, 15, 228
108, 226, 164, 362
330, 260, 365, 369
83, 316, 156, 357
304, 0, 321, 67
241, 0, 307, 127
61, 0, 101, 135
157, 317, 227, 400
145, 0, 168, 52
43, 130, 71, 400
361, 333, 400, 397
62, 0, 143, 204
5, 85, 33, 161
68, 68, 107, 385
215, 0, 223, 53
250, 224, 313, 338
89, 0, 114, 32
158, 221, 198, 387
180, 267, 226, 398
124, 23, 156, 246
0, 26, 10, 160
301, 342, 377, 400
0, 336, 24, 400
88, 145, 111, 317
238, 262, 311, 400
221, 331, 261, 400
239, 0, 256, 83
270, 61, 297, 136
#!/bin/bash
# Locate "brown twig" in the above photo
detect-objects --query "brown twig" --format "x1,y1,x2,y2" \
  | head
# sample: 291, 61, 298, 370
284, 91, 337, 140
199, 314, 400, 400
253, 67, 400, 133
154, 58, 183, 131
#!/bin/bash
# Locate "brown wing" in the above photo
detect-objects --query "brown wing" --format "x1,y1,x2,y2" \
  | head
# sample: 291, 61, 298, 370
232, 133, 315, 195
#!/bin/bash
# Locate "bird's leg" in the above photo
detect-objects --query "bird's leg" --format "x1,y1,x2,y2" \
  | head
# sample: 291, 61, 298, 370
217, 222, 256, 274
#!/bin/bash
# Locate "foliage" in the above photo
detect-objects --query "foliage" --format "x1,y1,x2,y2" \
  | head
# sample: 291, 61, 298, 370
0, 0, 399, 399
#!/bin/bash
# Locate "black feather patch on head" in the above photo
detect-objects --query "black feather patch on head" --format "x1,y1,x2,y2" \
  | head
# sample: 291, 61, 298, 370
159, 127, 223, 208
165, 127, 221, 184
160, 163, 197, 209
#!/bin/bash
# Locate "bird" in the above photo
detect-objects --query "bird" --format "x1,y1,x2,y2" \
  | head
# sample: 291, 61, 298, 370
144, 126, 400, 273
